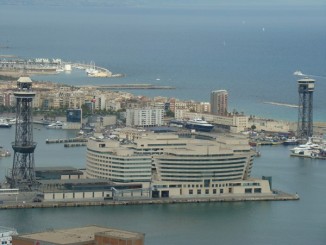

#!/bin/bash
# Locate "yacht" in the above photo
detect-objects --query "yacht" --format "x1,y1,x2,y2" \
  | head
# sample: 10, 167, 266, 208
185, 118, 214, 132
46, 121, 64, 129
0, 119, 11, 128
283, 137, 299, 145
290, 138, 324, 158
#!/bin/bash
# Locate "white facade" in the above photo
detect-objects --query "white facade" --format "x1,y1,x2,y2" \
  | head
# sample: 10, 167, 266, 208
86, 140, 152, 185
126, 108, 164, 127
84, 133, 273, 199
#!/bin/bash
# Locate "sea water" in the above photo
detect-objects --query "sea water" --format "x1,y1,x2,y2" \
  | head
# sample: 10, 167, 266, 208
0, 126, 326, 244
0, 1, 325, 121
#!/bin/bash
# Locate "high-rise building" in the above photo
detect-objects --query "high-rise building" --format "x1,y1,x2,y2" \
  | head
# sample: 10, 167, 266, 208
210, 90, 228, 116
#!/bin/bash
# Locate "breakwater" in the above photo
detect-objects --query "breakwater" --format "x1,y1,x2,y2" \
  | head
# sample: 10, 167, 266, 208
81, 84, 175, 90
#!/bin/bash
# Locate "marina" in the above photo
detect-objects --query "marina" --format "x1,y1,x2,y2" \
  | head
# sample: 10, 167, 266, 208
0, 58, 122, 78
289, 137, 326, 159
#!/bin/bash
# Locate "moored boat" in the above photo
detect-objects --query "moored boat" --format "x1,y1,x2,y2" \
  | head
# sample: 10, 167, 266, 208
290, 137, 326, 159
46, 121, 64, 129
283, 137, 299, 145
0, 119, 11, 128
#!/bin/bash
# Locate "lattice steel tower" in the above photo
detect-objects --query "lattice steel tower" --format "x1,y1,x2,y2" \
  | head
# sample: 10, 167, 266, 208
7, 76, 37, 189
297, 77, 315, 141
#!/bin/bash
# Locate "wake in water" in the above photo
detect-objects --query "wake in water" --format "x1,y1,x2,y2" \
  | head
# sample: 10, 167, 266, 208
293, 70, 326, 79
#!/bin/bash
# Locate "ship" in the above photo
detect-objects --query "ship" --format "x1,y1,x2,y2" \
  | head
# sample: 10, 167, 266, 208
184, 118, 214, 132
0, 227, 18, 245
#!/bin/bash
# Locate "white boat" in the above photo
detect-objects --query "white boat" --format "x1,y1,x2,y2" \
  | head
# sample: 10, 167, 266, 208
283, 137, 299, 145
291, 138, 320, 152
293, 70, 304, 76
0, 146, 11, 157
85, 61, 99, 76
290, 137, 325, 158
46, 121, 64, 129
0, 226, 18, 245
56, 67, 64, 72
0, 119, 11, 128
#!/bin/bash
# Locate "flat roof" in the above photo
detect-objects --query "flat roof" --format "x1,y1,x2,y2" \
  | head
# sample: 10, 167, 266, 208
16, 225, 144, 244
35, 166, 79, 172
37, 178, 113, 185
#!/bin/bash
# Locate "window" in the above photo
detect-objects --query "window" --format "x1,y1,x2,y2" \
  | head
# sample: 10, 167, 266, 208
197, 189, 201, 195
220, 189, 224, 194
189, 189, 193, 195
245, 188, 252, 194
205, 189, 209, 194
254, 188, 262, 193
213, 189, 217, 194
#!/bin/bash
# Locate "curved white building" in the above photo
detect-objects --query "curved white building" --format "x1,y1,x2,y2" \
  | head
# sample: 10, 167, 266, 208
86, 140, 152, 185
85, 132, 271, 199
155, 146, 252, 183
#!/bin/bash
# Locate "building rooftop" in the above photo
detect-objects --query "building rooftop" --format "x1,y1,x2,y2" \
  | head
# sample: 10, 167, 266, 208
35, 166, 80, 172
15, 225, 144, 245
17, 76, 32, 83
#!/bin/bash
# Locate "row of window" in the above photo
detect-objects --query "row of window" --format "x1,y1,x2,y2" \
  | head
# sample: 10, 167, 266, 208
188, 188, 262, 195
158, 161, 246, 165
159, 165, 244, 170
160, 171, 243, 177
157, 157, 247, 162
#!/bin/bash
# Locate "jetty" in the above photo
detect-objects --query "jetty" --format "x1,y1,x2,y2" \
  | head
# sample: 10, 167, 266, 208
46, 138, 88, 144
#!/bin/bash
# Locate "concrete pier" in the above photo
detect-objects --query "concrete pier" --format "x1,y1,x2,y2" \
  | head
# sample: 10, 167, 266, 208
0, 190, 299, 210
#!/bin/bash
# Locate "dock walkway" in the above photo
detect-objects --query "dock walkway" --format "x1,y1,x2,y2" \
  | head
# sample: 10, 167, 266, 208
0, 190, 299, 210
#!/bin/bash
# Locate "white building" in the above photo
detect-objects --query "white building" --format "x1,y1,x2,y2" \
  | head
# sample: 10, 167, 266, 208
85, 133, 273, 199
126, 108, 164, 127
86, 140, 152, 187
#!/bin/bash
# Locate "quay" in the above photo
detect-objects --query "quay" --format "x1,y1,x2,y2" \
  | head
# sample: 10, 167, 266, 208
46, 138, 88, 144
82, 84, 176, 90
0, 190, 299, 210
290, 153, 326, 160
64, 143, 87, 147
